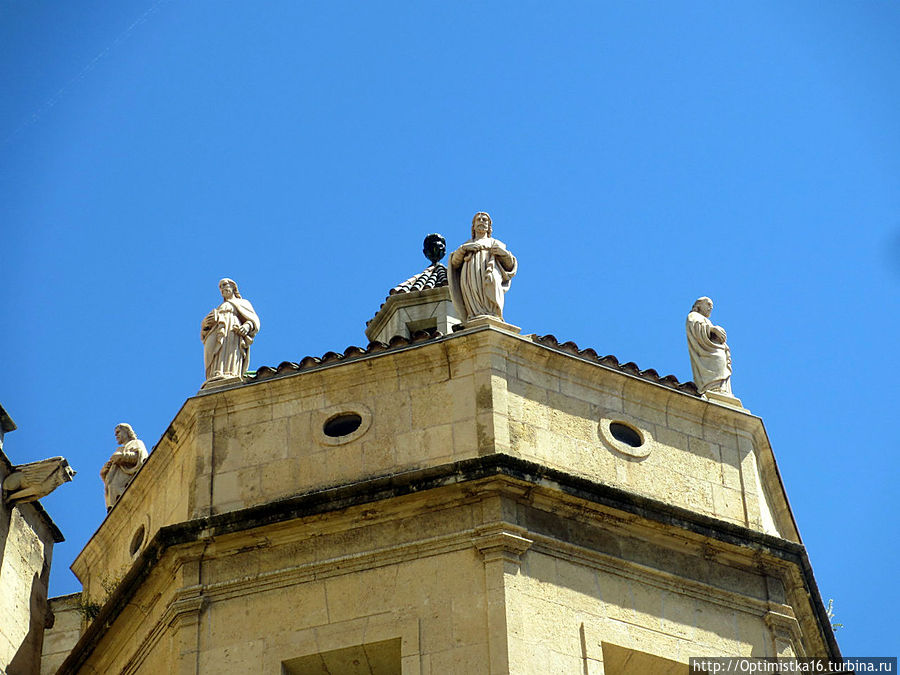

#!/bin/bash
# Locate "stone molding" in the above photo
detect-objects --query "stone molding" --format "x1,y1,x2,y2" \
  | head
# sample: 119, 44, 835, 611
458, 315, 522, 335
527, 532, 776, 617
472, 524, 533, 564
598, 411, 655, 459
764, 609, 806, 657
58, 455, 839, 673
314, 403, 373, 446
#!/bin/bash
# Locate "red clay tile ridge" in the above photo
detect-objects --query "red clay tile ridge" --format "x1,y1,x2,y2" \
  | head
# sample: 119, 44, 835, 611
248, 328, 444, 382
390, 262, 447, 294
247, 327, 698, 396
531, 334, 700, 396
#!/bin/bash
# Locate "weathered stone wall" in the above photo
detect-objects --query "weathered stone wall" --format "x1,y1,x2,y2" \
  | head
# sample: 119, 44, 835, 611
0, 461, 56, 675
497, 338, 785, 536
73, 334, 487, 601
71, 489, 491, 673
41, 594, 82, 675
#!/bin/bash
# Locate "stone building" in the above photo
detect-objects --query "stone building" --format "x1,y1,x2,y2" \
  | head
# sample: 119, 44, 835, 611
44, 245, 838, 674
0, 404, 67, 675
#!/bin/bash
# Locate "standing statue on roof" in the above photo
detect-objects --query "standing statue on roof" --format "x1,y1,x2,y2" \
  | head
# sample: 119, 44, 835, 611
686, 296, 733, 397
448, 212, 518, 321
100, 423, 148, 512
201, 278, 261, 386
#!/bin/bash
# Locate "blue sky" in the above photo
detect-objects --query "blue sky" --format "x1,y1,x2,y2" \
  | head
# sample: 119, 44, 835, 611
2, 1, 899, 656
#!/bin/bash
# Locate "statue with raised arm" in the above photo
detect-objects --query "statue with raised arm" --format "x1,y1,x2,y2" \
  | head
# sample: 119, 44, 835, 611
448, 212, 517, 321
686, 297, 733, 396
200, 278, 260, 385
100, 423, 148, 511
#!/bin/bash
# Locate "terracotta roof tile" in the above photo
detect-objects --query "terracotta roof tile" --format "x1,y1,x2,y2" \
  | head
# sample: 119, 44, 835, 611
367, 263, 449, 327
532, 334, 699, 396
246, 328, 697, 395
390, 263, 448, 294
247, 329, 445, 382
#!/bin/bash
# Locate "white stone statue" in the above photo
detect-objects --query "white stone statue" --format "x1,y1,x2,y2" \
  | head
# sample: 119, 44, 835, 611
686, 297, 733, 396
3, 457, 75, 505
100, 423, 148, 511
448, 212, 518, 321
200, 278, 260, 385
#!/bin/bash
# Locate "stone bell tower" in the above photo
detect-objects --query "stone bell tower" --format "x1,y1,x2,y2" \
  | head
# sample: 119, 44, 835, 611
48, 231, 838, 674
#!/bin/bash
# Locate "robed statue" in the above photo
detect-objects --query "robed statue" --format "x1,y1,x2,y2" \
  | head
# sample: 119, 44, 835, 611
448, 212, 517, 321
686, 297, 733, 396
100, 423, 148, 511
201, 278, 261, 385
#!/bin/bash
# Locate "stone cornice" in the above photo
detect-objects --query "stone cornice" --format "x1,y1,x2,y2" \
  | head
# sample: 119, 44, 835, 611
56, 453, 840, 673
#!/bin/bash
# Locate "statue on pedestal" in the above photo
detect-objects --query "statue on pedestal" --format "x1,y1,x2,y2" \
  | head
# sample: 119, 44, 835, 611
686, 297, 733, 396
448, 212, 517, 321
100, 423, 148, 511
201, 278, 260, 385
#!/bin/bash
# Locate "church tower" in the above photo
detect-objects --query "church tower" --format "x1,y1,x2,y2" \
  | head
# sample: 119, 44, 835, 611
46, 234, 838, 674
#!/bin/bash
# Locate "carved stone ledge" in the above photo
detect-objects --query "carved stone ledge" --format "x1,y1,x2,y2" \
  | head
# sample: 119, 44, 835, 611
199, 375, 244, 393
460, 315, 521, 335
705, 390, 749, 413
764, 609, 806, 657
164, 590, 209, 629
472, 524, 533, 565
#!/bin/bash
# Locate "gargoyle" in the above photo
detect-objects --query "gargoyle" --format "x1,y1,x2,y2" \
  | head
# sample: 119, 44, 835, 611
3, 457, 75, 505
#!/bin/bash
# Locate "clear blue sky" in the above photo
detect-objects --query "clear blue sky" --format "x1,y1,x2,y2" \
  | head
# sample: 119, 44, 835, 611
2, 1, 898, 656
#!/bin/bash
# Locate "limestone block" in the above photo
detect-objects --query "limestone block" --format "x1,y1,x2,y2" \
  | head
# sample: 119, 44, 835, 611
427, 644, 491, 675
546, 649, 584, 673
720, 444, 743, 490
599, 575, 633, 624
514, 362, 560, 393
450, 376, 478, 423
420, 600, 455, 654
622, 388, 668, 428
259, 457, 303, 499
329, 443, 365, 484
547, 406, 596, 443
452, 419, 479, 457
361, 439, 394, 475
658, 590, 697, 641
559, 375, 624, 414
197, 638, 265, 672
556, 560, 604, 617
712, 485, 746, 525
41, 594, 83, 675
653, 426, 688, 454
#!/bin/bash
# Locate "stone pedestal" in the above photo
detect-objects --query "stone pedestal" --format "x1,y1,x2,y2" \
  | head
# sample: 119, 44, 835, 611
705, 390, 749, 413
461, 315, 521, 335
200, 375, 243, 393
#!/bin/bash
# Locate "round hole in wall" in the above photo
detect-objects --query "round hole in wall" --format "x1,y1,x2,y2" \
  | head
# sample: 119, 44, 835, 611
323, 412, 363, 438
609, 422, 643, 448
129, 525, 145, 556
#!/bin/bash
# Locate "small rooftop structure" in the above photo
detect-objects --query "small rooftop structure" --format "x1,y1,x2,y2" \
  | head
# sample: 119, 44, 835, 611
365, 233, 461, 343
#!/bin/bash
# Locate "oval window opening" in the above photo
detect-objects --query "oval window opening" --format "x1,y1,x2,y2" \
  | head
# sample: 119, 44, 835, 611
610, 422, 643, 448
323, 413, 362, 438
129, 525, 145, 556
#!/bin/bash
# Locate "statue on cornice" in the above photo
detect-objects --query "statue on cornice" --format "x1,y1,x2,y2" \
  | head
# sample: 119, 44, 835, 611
100, 423, 148, 511
200, 278, 260, 385
448, 212, 517, 321
686, 296, 733, 396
